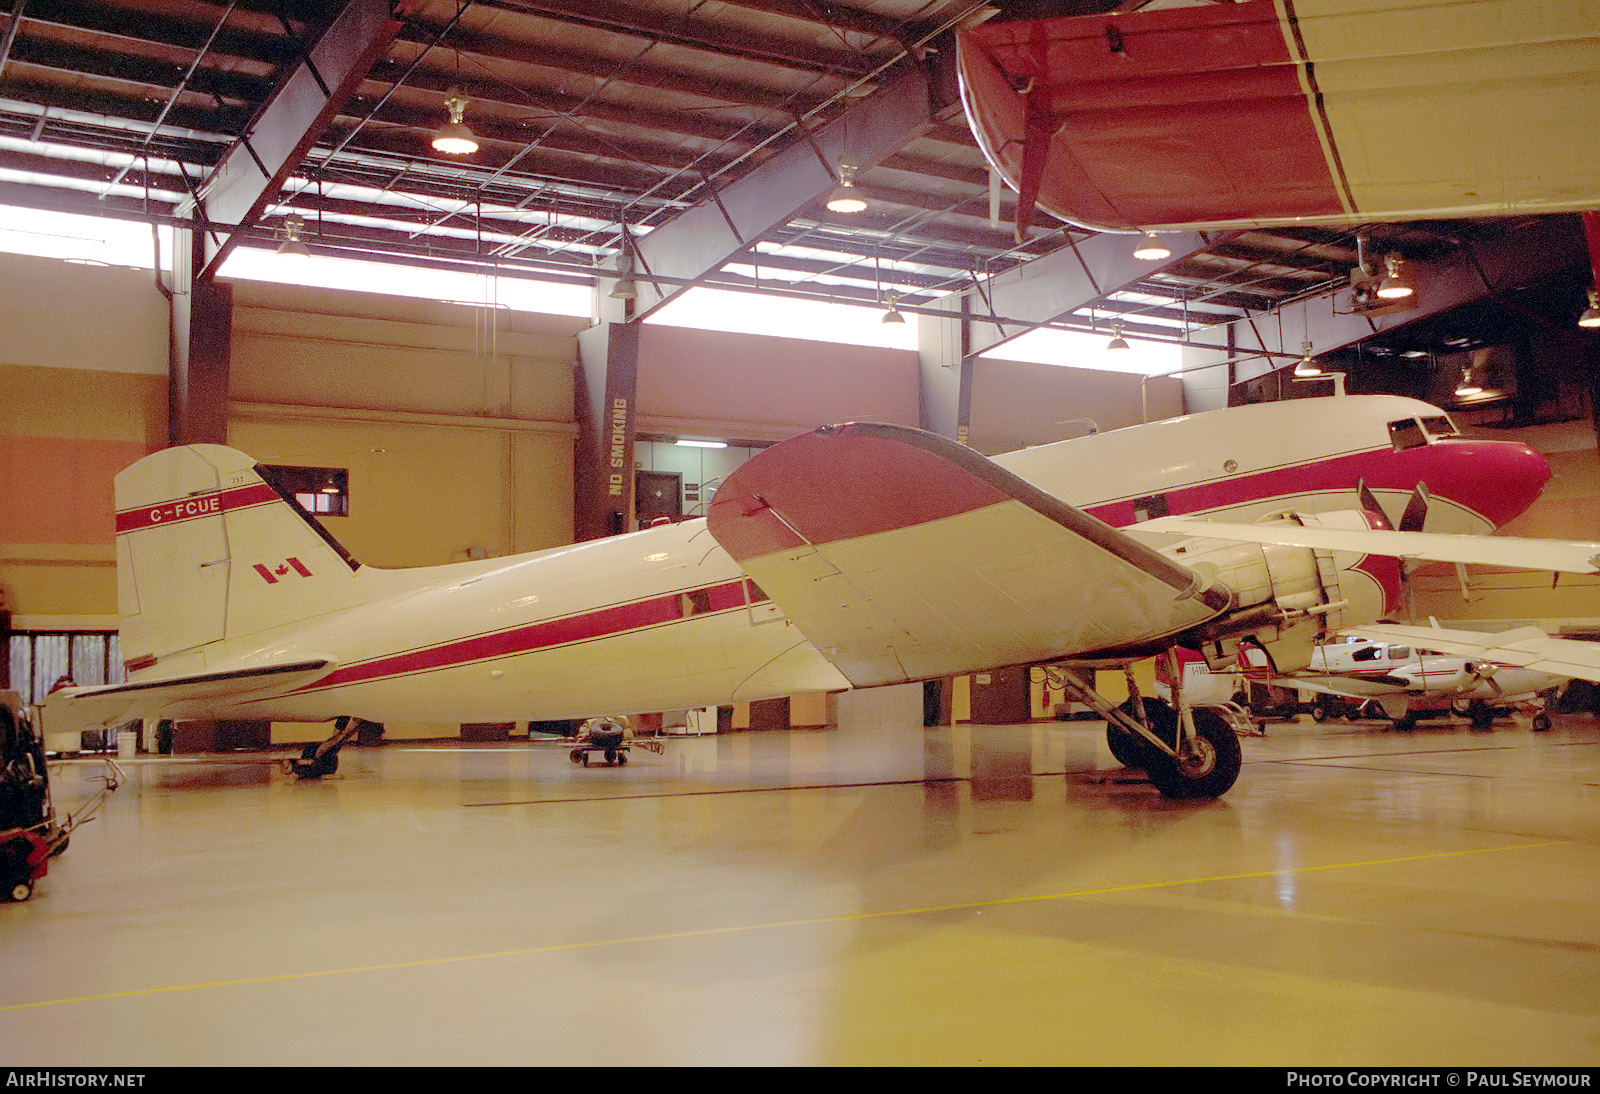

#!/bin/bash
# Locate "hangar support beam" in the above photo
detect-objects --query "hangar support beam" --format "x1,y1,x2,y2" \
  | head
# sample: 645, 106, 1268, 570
627, 64, 935, 321
575, 311, 641, 542
183, 0, 412, 282
960, 230, 1233, 362
168, 225, 232, 447
1230, 216, 1592, 371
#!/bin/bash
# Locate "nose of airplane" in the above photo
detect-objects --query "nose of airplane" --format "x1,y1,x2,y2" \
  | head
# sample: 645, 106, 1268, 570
1473, 441, 1552, 529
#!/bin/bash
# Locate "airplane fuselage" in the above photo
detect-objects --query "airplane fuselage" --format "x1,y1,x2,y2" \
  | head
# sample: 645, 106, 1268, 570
119, 396, 1551, 728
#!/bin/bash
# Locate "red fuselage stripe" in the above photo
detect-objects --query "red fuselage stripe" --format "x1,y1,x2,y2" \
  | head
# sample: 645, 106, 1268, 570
298, 579, 752, 693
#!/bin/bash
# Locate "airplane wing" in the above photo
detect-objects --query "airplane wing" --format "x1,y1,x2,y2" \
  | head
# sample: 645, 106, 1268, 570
44, 660, 332, 731
1278, 673, 1413, 700
1137, 516, 1600, 575
1345, 624, 1600, 686
705, 422, 1230, 688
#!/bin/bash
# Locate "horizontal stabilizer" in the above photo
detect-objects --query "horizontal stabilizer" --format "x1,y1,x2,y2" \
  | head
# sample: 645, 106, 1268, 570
45, 660, 332, 731
1346, 624, 1600, 686
1139, 516, 1600, 575
706, 423, 1227, 687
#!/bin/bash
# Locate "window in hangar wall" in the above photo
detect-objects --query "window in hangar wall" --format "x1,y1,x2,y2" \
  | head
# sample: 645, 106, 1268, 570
7, 632, 124, 706
633, 438, 772, 520
0, 204, 920, 348
261, 465, 350, 517
982, 326, 1184, 377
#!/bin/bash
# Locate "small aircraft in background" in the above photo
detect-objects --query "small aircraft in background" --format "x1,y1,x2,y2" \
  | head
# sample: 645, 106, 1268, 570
1276, 633, 1567, 731
44, 395, 1580, 800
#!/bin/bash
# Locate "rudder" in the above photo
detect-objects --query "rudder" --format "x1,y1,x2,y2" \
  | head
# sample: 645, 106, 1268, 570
115, 445, 363, 669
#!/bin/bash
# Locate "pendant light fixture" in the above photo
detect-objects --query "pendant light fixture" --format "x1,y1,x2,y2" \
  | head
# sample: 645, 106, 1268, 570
432, 86, 479, 155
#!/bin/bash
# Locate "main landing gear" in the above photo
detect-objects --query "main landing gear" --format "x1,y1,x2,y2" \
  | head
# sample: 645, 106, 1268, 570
286, 716, 363, 779
1053, 656, 1243, 799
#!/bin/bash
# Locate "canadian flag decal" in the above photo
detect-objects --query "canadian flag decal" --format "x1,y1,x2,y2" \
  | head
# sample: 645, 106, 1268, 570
254, 557, 313, 584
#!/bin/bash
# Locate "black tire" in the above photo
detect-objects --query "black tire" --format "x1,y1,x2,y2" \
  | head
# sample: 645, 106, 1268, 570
10, 881, 32, 902
293, 743, 338, 778
1533, 713, 1552, 732
569, 749, 585, 764
1108, 697, 1176, 769
1468, 701, 1494, 731
616, 750, 628, 766
1311, 703, 1328, 723
1393, 711, 1418, 731
1145, 709, 1242, 800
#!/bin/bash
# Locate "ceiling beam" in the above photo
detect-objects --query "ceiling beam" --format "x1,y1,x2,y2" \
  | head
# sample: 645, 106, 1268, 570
1231, 215, 1592, 365
627, 64, 936, 319
185, 0, 413, 281
957, 230, 1244, 358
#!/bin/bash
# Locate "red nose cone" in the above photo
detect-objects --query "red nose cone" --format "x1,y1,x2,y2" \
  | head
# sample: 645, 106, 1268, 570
1409, 440, 1551, 531
1481, 442, 1552, 528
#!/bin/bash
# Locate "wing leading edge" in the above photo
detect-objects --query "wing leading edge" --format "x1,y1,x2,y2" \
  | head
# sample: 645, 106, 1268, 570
705, 422, 1230, 688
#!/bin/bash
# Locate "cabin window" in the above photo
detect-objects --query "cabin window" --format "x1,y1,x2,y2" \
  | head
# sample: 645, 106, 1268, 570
261, 465, 349, 517
1389, 646, 1411, 660
1419, 415, 1457, 439
678, 589, 712, 617
1387, 419, 1426, 451
1352, 646, 1382, 662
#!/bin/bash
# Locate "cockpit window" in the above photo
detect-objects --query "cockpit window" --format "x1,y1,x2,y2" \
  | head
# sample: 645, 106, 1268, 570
1419, 415, 1457, 438
1389, 646, 1411, 660
1387, 418, 1426, 451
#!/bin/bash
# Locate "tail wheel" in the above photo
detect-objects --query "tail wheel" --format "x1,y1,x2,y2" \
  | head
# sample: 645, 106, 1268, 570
1145, 709, 1242, 800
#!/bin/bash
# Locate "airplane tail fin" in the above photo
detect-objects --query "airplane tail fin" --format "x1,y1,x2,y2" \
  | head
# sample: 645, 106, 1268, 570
114, 445, 364, 669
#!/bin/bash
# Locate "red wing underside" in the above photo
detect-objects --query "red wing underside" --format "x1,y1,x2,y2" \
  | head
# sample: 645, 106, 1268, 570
705, 423, 1226, 688
959, 0, 1600, 232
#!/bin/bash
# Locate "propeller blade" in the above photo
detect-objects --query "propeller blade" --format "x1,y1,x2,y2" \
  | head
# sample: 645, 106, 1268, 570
1398, 482, 1431, 533
1356, 478, 1392, 526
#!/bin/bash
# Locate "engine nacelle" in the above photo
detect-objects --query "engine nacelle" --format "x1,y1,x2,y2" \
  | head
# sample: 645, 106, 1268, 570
1158, 510, 1402, 674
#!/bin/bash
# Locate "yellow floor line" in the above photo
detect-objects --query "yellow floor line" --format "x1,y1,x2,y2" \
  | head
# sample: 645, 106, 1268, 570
4, 839, 1568, 1012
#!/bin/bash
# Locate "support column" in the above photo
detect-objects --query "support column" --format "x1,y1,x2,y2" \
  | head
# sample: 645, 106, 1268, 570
168, 226, 232, 447
574, 317, 641, 541
918, 294, 972, 444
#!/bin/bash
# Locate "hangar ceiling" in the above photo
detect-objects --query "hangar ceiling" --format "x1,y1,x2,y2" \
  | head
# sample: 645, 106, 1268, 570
0, 0, 1594, 399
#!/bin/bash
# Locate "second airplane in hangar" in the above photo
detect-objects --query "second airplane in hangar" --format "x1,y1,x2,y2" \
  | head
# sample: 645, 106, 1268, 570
48, 395, 1577, 799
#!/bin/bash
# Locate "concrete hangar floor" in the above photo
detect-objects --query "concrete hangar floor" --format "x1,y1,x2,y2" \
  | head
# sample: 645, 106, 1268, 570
5, 688, 1599, 1067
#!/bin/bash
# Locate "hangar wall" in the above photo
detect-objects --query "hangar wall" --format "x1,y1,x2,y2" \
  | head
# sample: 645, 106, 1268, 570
0, 253, 167, 627
966, 357, 1183, 454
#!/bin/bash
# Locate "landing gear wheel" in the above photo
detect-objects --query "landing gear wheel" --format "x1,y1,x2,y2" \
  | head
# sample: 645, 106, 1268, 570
569, 748, 585, 764
1533, 713, 1552, 732
1144, 709, 1242, 800
615, 750, 627, 766
1311, 703, 1328, 723
1108, 697, 1176, 769
604, 748, 617, 765
1468, 701, 1494, 731
292, 743, 339, 779
10, 881, 31, 902
1393, 711, 1418, 731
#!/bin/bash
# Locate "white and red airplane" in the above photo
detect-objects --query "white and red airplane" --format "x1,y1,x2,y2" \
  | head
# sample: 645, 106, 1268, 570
45, 394, 1581, 798
1280, 633, 1568, 731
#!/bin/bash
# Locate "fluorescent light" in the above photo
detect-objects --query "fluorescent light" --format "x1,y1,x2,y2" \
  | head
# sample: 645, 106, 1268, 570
675, 438, 727, 449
